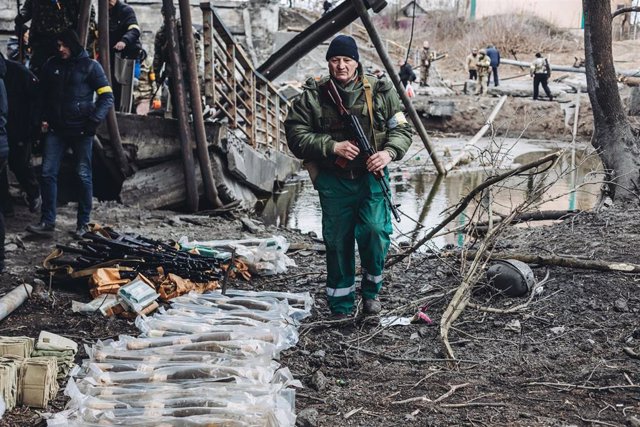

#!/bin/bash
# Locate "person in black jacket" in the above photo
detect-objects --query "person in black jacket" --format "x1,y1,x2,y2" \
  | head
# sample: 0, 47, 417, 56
26, 29, 113, 239
0, 56, 41, 215
0, 55, 9, 272
398, 60, 416, 88
109, 0, 141, 110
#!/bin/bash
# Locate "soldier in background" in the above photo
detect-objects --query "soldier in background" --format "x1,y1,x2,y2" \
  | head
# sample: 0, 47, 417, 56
475, 49, 491, 96
419, 41, 434, 87
466, 48, 478, 80
152, 19, 202, 117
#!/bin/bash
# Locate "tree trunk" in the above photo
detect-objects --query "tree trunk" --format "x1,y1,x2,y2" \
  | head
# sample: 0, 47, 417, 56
583, 0, 640, 202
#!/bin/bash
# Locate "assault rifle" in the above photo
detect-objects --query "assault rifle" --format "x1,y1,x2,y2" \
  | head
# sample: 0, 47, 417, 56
325, 79, 401, 222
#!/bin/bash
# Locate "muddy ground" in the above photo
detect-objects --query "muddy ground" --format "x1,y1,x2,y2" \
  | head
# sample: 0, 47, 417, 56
0, 190, 638, 426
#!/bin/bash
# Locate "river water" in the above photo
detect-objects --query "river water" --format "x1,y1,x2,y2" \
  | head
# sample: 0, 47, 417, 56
259, 138, 602, 249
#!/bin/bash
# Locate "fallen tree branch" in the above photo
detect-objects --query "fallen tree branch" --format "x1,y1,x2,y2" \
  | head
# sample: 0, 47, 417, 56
470, 209, 582, 229
445, 251, 640, 273
391, 383, 470, 405
346, 345, 477, 364
527, 382, 640, 391
386, 151, 561, 268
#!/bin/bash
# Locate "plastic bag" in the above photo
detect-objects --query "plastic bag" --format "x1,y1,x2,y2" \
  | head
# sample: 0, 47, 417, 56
405, 82, 415, 98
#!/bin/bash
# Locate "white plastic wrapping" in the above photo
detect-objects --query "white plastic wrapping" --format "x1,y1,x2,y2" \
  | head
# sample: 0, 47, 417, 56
50, 290, 310, 427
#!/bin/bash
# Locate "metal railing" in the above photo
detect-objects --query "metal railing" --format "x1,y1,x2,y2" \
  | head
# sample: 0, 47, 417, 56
201, 2, 288, 153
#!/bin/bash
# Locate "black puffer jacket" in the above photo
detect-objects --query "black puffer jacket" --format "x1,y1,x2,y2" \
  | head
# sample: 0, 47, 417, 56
4, 59, 40, 143
109, 0, 141, 59
40, 50, 114, 136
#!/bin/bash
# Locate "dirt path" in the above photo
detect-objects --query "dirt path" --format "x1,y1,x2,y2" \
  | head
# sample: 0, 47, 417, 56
0, 196, 639, 426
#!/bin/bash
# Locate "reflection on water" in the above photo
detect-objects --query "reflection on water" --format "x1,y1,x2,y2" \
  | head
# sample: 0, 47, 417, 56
259, 145, 602, 249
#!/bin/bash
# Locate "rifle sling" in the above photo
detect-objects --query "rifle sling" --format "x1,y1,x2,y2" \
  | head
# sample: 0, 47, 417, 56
322, 76, 378, 150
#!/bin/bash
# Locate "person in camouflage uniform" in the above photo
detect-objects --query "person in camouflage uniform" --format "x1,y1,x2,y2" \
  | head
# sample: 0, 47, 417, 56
152, 19, 202, 115
419, 41, 434, 87
475, 49, 491, 96
15, 0, 96, 75
285, 35, 413, 318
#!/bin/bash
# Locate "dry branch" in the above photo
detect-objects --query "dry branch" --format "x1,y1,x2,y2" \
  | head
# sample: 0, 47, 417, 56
386, 152, 561, 268
448, 251, 640, 273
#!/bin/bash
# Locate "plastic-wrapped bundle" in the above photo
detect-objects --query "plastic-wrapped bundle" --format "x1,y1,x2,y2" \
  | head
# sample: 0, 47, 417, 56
223, 290, 313, 321
119, 325, 297, 352
82, 358, 279, 375
70, 379, 297, 405
54, 290, 311, 427
154, 307, 290, 329
87, 346, 273, 366
134, 315, 299, 349
168, 302, 287, 324
172, 294, 290, 317
83, 362, 277, 385
61, 379, 297, 427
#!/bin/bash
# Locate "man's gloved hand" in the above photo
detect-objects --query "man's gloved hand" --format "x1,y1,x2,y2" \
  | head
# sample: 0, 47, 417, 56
83, 119, 100, 136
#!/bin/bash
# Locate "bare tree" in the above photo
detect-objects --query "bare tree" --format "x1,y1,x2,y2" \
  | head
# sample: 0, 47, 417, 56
583, 0, 640, 203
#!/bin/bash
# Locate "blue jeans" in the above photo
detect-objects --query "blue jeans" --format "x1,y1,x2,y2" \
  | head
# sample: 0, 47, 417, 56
41, 132, 93, 227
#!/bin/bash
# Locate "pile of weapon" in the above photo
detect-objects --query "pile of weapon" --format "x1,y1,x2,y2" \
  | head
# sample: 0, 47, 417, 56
46, 227, 225, 285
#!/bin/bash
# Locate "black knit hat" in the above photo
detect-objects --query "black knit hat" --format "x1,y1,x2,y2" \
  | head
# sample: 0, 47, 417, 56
326, 35, 359, 62
57, 29, 83, 57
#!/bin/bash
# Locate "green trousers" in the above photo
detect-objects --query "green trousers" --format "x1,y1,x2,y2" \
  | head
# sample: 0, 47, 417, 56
315, 169, 392, 314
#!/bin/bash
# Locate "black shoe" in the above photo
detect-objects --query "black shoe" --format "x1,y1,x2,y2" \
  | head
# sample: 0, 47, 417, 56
72, 224, 90, 239
363, 297, 382, 315
27, 195, 42, 213
26, 222, 55, 236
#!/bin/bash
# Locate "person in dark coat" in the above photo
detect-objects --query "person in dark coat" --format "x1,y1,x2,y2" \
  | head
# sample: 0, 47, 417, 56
0, 55, 41, 215
26, 29, 113, 239
398, 60, 417, 88
109, 0, 141, 110
485, 44, 500, 87
0, 55, 9, 272
15, 0, 93, 75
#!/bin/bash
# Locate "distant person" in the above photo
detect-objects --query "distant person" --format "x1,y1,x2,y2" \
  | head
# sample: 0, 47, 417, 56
153, 18, 202, 117
323, 0, 332, 15
0, 55, 8, 273
26, 30, 113, 239
475, 49, 491, 96
530, 52, 553, 101
398, 60, 416, 88
109, 0, 142, 111
0, 55, 41, 216
466, 48, 478, 80
485, 44, 500, 86
419, 41, 434, 87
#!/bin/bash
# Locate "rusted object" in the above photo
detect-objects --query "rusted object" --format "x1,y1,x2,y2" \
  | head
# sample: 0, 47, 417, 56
77, 0, 91, 48
97, 0, 129, 178
178, 0, 222, 208
161, 0, 198, 212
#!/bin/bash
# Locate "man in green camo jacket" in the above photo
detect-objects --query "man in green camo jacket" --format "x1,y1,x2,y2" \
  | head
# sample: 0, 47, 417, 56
285, 35, 412, 318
